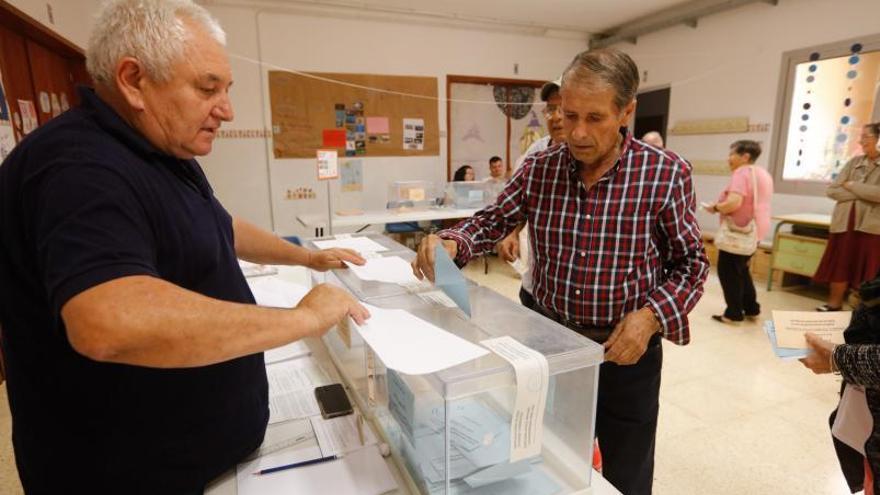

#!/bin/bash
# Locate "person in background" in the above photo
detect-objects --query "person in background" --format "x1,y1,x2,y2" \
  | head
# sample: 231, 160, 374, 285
0, 1, 369, 492
412, 48, 708, 495
814, 122, 880, 311
800, 272, 880, 494
485, 155, 507, 198
496, 77, 565, 311
641, 131, 664, 148
453, 164, 476, 182
703, 140, 773, 324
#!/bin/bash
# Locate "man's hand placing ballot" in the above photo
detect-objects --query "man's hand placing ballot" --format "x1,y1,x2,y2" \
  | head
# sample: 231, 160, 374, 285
411, 234, 458, 283
604, 308, 661, 365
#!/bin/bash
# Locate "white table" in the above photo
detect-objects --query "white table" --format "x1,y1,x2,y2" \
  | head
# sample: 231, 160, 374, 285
296, 207, 480, 237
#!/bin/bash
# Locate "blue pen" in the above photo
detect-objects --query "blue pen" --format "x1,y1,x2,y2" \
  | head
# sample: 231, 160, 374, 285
253, 454, 340, 476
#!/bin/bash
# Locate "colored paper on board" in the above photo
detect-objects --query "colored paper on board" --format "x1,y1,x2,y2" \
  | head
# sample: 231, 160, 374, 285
366, 116, 390, 135
322, 129, 346, 148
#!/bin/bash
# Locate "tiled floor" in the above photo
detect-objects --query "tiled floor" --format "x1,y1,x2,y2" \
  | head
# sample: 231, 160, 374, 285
0, 257, 857, 494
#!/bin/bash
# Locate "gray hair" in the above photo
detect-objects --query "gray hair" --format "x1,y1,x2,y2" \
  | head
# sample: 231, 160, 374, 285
86, 0, 226, 86
561, 48, 640, 110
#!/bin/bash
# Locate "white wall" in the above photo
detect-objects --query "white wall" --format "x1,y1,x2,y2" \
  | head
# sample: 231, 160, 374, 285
201, 5, 587, 236
616, 0, 880, 236
6, 0, 100, 49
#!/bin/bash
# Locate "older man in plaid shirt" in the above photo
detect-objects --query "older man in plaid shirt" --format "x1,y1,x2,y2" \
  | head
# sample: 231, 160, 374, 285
413, 48, 709, 495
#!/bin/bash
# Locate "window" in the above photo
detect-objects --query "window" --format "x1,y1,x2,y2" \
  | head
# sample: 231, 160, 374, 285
770, 34, 880, 195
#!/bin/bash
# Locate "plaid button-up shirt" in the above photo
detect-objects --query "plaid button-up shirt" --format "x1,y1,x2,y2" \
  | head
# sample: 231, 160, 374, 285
439, 131, 709, 345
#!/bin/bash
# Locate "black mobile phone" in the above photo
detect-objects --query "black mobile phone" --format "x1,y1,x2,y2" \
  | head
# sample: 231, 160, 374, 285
314, 383, 354, 419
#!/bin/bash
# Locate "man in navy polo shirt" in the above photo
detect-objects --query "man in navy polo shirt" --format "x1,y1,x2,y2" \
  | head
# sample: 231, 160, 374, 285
0, 1, 369, 493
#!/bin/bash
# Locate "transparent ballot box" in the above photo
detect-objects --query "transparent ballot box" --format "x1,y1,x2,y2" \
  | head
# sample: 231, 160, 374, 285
321, 258, 603, 495
447, 181, 490, 208
388, 180, 439, 209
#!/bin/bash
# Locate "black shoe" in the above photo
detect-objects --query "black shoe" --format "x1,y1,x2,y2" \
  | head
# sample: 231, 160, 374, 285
816, 304, 843, 312
744, 312, 760, 322
712, 315, 741, 325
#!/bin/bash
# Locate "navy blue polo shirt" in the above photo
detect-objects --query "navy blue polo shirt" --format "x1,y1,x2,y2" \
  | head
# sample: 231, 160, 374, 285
0, 87, 268, 493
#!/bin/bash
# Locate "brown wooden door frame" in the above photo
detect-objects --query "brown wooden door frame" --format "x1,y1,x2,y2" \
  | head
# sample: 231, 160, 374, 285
0, 0, 89, 140
446, 75, 545, 181
0, 1, 83, 58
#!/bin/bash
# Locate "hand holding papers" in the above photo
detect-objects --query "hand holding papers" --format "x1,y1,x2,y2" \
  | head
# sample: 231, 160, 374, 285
772, 310, 851, 349
763, 321, 809, 360
351, 303, 488, 375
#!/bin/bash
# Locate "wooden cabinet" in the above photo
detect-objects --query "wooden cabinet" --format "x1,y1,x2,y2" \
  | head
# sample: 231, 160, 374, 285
0, 2, 89, 144
766, 214, 831, 291
772, 234, 827, 277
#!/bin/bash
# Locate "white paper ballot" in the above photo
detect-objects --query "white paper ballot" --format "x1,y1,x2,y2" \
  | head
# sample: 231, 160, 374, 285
247, 276, 310, 309
313, 236, 388, 254
310, 414, 377, 456
481, 336, 549, 462
239, 259, 279, 278
351, 303, 489, 375
434, 245, 471, 317
267, 359, 331, 423
832, 384, 873, 455
344, 256, 421, 285
236, 444, 397, 495
772, 310, 851, 349
264, 340, 311, 365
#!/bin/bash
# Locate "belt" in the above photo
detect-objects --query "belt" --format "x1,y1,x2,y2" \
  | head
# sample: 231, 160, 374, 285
535, 305, 615, 343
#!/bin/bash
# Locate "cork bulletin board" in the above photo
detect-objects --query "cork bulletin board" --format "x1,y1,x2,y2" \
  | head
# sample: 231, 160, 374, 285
269, 71, 439, 159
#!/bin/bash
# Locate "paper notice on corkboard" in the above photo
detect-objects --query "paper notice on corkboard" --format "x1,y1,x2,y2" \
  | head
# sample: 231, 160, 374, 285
269, 71, 439, 158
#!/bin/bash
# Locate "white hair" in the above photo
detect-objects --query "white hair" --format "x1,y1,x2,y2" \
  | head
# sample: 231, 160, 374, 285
86, 0, 226, 86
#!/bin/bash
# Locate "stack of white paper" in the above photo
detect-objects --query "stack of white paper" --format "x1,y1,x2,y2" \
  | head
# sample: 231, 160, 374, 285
247, 277, 310, 309
264, 341, 311, 365
344, 256, 421, 285
267, 359, 331, 423
772, 310, 851, 349
309, 414, 378, 456
313, 237, 388, 255
239, 260, 279, 278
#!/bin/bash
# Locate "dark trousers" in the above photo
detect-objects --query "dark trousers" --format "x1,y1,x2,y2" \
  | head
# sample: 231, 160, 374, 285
717, 249, 760, 321
596, 335, 663, 495
519, 286, 537, 312
531, 297, 662, 494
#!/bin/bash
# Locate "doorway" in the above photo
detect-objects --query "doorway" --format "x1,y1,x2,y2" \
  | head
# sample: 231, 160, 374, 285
634, 87, 670, 144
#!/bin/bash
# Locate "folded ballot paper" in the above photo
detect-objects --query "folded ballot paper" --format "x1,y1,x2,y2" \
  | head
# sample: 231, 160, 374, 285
771, 310, 850, 349
434, 245, 471, 317
763, 310, 851, 361
763, 320, 809, 360
350, 303, 488, 375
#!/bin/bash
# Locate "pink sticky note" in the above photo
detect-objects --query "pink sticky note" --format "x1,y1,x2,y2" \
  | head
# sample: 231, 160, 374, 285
366, 117, 390, 135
